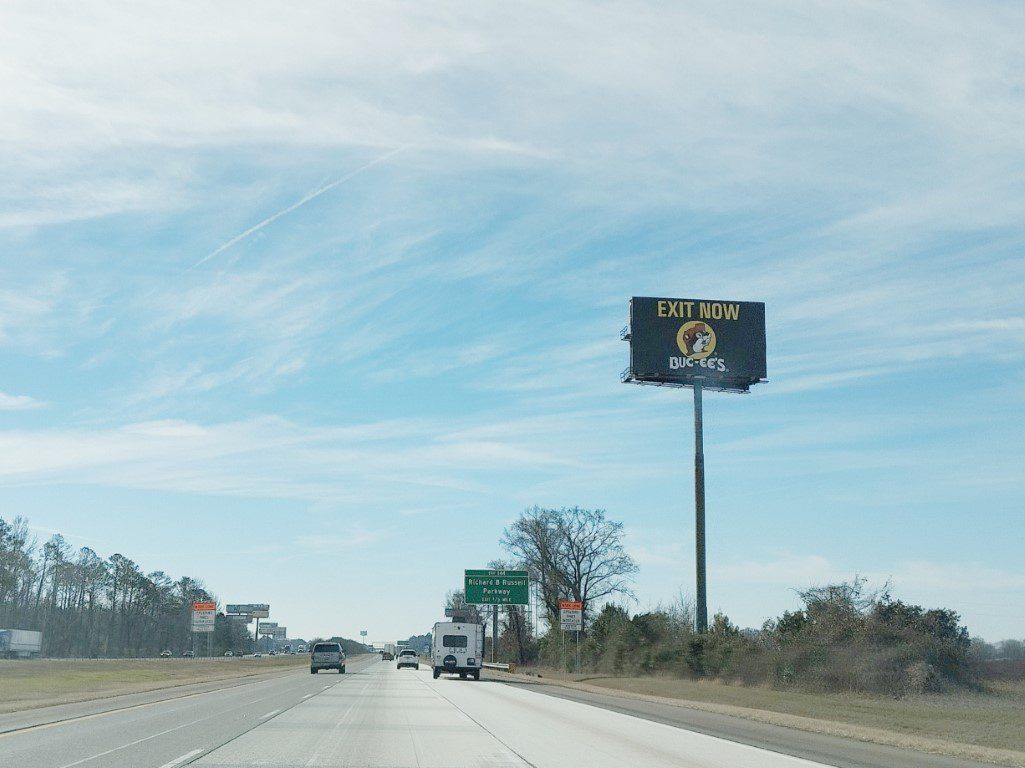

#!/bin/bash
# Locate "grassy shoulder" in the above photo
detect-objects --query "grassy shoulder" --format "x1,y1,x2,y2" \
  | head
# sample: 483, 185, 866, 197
505, 667, 1025, 766
0, 655, 308, 713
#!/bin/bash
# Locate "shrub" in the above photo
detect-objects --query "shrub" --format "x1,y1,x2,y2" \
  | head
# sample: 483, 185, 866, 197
578, 580, 977, 696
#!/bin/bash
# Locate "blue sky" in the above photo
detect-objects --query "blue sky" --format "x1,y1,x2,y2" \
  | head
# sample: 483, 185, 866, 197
1, 1, 1023, 643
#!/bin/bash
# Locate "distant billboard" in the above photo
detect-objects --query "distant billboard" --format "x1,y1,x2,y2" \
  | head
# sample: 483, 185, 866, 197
624, 297, 766, 392
272, 627, 286, 640
226, 603, 270, 618
258, 622, 278, 635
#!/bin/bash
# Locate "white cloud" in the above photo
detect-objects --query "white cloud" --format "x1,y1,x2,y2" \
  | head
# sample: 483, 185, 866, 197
0, 391, 43, 410
0, 413, 595, 503
294, 526, 393, 552
2, 1, 1023, 228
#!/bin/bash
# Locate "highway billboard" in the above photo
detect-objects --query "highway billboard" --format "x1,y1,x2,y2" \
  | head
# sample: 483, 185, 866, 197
226, 603, 270, 618
624, 296, 766, 392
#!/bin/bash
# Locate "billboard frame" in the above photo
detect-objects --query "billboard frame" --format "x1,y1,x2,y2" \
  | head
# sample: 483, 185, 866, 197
622, 296, 766, 393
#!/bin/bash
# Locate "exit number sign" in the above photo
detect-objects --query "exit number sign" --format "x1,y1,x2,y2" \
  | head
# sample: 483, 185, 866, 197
464, 569, 529, 605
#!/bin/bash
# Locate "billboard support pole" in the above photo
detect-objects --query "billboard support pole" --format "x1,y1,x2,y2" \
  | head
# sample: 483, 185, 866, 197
254, 618, 259, 654
694, 382, 708, 633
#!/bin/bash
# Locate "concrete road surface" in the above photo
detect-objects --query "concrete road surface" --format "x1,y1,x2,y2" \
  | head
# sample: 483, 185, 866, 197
193, 661, 830, 767
0, 656, 374, 768
1, 658, 998, 768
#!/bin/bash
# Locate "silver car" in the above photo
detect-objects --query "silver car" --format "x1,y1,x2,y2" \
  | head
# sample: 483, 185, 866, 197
310, 642, 346, 674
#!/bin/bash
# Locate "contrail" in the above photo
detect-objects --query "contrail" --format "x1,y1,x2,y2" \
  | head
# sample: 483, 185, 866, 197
193, 144, 413, 268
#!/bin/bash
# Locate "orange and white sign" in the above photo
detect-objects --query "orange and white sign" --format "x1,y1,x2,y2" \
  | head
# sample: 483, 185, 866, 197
191, 602, 217, 633
559, 601, 583, 631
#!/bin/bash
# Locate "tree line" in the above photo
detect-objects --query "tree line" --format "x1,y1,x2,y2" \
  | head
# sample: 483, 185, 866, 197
446, 505, 1009, 695
0, 515, 251, 657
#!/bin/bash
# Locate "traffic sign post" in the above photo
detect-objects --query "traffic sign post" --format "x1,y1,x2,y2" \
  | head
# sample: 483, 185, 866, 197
559, 601, 583, 671
464, 570, 529, 666
191, 602, 216, 657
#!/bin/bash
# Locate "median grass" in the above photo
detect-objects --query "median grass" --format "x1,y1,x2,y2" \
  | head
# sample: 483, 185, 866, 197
504, 667, 1025, 765
0, 656, 307, 713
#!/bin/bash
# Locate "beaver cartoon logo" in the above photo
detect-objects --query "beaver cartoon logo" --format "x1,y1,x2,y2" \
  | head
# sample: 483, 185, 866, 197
676, 321, 717, 359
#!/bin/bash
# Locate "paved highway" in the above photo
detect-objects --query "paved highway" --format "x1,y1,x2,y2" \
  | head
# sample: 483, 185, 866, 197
0, 657, 996, 768
0, 656, 377, 768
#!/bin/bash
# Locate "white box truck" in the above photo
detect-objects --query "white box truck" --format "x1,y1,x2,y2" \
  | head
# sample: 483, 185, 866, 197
0, 629, 42, 659
431, 621, 483, 680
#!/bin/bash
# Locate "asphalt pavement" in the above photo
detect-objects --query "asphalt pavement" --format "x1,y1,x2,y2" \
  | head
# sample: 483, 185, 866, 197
0, 657, 1002, 768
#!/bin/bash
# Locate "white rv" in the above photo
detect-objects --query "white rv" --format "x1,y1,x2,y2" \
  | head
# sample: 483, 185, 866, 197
431, 621, 483, 680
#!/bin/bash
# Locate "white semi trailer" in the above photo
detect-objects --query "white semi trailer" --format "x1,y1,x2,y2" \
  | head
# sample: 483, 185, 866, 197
0, 629, 42, 659
431, 621, 483, 680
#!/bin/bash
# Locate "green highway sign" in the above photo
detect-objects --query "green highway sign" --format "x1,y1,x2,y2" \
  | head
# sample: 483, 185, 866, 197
464, 569, 529, 605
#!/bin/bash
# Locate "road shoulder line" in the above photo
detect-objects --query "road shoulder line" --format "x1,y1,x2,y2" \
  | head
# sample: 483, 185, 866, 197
486, 671, 1021, 768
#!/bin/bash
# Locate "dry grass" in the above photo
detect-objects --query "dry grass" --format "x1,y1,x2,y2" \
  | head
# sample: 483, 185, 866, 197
0, 656, 307, 713
508, 667, 1025, 764
581, 676, 1025, 752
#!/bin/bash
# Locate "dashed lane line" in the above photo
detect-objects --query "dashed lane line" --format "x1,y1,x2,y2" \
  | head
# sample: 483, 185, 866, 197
157, 748, 205, 768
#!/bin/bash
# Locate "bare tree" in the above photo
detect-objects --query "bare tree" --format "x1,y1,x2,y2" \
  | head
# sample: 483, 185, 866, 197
501, 506, 637, 631
486, 558, 536, 663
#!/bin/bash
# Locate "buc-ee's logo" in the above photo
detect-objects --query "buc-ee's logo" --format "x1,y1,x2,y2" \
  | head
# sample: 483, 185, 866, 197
670, 321, 727, 372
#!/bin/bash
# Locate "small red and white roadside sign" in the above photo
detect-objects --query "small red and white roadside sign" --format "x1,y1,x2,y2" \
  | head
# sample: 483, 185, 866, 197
559, 601, 583, 631
191, 601, 217, 633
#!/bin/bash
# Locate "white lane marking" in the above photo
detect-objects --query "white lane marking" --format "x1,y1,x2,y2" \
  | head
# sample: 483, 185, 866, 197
260, 709, 281, 719
302, 693, 314, 699
41, 659, 373, 767
0, 669, 305, 740
157, 748, 204, 768
53, 682, 309, 768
